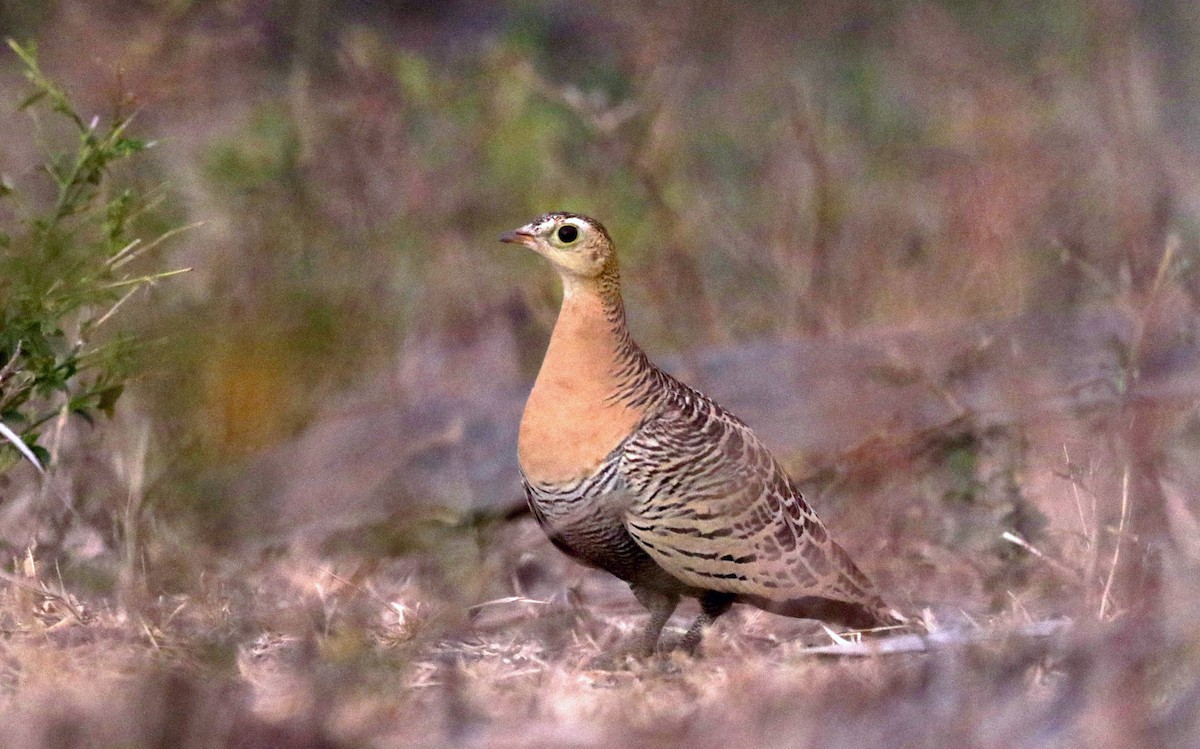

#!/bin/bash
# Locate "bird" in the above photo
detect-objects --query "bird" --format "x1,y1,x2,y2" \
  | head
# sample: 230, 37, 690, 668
500, 212, 902, 658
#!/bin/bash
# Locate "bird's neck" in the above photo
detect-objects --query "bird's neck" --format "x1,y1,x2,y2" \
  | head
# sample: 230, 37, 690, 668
518, 270, 654, 485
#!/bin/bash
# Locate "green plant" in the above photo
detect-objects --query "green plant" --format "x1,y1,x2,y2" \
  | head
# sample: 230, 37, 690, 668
0, 40, 188, 477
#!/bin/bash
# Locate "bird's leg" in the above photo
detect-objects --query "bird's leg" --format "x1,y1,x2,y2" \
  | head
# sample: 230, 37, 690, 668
631, 585, 680, 657
678, 591, 735, 656
587, 585, 678, 669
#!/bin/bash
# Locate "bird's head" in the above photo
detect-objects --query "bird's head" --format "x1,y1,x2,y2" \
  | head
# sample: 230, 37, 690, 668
499, 212, 616, 280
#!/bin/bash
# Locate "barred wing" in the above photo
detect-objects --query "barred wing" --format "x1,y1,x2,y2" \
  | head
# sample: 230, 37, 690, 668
618, 389, 888, 614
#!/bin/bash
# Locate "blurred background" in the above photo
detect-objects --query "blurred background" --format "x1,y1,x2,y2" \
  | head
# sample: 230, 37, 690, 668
1, 1, 1200, 747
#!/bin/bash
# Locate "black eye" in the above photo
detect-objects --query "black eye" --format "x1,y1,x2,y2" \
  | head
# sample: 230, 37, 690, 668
556, 225, 579, 243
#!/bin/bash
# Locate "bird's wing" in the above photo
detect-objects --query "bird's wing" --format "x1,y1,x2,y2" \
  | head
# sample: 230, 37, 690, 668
617, 387, 887, 612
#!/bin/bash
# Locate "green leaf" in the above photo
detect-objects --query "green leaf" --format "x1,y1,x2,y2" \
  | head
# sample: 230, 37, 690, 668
30, 444, 50, 466
0, 421, 43, 473
111, 137, 147, 157
6, 39, 37, 67
17, 89, 46, 111
95, 383, 124, 417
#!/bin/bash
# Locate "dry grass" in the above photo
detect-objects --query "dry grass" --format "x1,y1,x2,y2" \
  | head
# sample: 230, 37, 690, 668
5, 398, 1200, 747
0, 502, 1197, 749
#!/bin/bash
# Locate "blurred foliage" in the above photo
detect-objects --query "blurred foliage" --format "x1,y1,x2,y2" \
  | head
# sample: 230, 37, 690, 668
0, 40, 185, 476
0, 0, 1193, 582
0, 13, 1194, 743
924, 423, 1045, 602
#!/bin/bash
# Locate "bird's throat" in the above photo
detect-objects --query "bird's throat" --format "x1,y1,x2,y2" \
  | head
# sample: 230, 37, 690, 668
518, 276, 646, 485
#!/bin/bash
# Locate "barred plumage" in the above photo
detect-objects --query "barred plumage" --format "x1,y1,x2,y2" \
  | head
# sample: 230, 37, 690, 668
501, 212, 901, 657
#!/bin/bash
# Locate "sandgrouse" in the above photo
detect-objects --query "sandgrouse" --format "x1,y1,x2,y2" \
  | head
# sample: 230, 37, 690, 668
501, 212, 900, 657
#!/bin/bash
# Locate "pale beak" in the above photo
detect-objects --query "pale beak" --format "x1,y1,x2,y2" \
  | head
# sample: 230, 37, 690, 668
499, 227, 535, 246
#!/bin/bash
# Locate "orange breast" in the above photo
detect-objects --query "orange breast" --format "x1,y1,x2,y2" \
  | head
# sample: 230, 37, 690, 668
518, 286, 647, 485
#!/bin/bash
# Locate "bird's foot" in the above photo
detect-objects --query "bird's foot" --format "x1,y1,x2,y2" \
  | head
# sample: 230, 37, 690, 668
584, 640, 656, 671
584, 647, 688, 675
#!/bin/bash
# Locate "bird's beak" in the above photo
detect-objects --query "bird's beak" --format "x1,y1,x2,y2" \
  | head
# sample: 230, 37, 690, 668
499, 227, 535, 247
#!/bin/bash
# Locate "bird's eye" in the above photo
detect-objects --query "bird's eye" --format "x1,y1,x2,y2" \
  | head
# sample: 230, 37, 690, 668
556, 225, 579, 244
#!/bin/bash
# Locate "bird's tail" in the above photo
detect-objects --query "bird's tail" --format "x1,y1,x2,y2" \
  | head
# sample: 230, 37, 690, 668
827, 542, 910, 631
